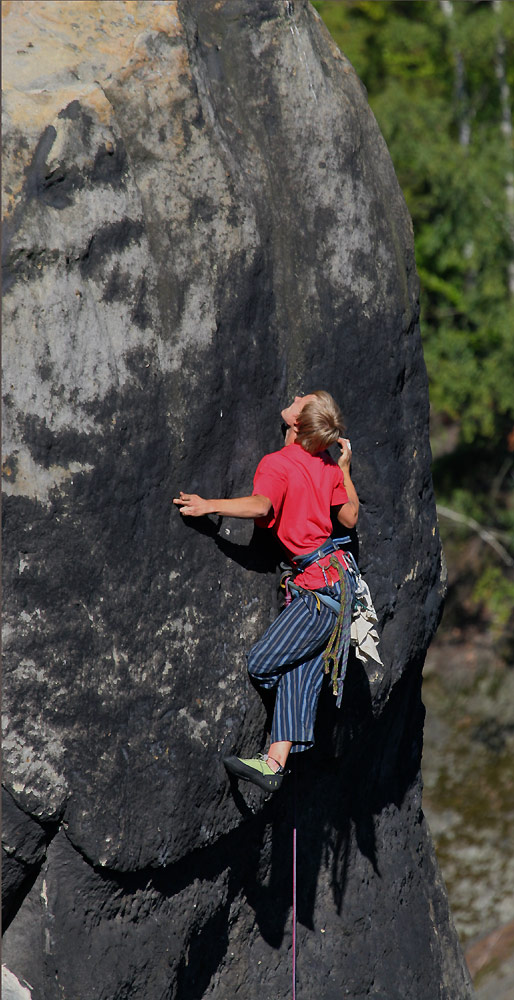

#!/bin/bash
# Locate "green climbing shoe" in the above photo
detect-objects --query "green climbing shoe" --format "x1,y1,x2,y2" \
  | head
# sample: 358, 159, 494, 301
223, 753, 285, 793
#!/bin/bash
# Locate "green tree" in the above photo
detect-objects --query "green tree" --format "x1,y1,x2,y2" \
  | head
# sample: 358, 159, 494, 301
313, 0, 514, 638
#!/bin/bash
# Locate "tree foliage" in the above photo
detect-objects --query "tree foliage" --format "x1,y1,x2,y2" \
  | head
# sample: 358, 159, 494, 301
314, 0, 514, 444
314, 0, 514, 637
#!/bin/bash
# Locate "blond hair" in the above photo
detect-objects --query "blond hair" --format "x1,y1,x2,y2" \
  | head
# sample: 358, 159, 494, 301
296, 391, 345, 455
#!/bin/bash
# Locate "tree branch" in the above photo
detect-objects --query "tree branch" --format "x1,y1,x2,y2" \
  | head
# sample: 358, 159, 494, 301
436, 504, 514, 567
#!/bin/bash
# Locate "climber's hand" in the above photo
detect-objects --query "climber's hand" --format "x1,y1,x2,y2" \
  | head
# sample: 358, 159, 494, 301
173, 492, 211, 517
337, 437, 352, 471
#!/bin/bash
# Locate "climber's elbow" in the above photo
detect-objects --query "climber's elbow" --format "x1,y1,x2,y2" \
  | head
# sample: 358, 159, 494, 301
252, 494, 272, 518
337, 501, 359, 529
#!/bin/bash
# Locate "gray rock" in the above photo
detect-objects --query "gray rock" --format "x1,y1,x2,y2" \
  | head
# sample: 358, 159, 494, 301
2, 787, 52, 929
2, 1, 472, 997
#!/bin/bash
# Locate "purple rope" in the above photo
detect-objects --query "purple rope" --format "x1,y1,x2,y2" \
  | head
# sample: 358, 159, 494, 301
292, 768, 297, 1000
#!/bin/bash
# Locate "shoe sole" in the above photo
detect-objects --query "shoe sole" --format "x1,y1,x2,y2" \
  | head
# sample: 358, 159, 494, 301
223, 756, 283, 792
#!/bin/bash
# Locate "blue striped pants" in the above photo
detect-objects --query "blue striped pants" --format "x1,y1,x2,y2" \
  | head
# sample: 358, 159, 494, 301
247, 583, 341, 754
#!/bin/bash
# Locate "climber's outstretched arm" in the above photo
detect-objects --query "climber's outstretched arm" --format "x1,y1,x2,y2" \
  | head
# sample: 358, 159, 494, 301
173, 492, 271, 519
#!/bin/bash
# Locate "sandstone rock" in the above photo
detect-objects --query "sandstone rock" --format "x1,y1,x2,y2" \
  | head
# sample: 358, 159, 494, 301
1, 787, 52, 929
2, 1, 472, 997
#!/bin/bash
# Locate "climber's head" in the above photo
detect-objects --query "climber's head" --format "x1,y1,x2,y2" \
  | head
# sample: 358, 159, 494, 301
281, 394, 316, 429
282, 391, 345, 454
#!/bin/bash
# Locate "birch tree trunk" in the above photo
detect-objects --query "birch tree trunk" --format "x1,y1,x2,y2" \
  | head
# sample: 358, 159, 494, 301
439, 0, 471, 148
493, 0, 514, 297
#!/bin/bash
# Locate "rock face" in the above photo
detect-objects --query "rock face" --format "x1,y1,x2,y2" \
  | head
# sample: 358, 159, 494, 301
2, 1, 473, 997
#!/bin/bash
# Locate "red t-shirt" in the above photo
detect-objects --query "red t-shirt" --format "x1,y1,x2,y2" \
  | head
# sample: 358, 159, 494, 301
252, 442, 349, 590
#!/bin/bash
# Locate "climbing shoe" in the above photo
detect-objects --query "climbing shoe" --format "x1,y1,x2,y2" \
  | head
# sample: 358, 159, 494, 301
223, 753, 285, 793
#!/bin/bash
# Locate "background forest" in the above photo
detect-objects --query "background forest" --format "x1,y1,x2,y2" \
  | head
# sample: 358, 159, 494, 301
314, 1, 514, 992
314, 0, 514, 642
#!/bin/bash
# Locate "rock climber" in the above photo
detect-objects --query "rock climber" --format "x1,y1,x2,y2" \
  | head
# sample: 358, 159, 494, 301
173, 391, 359, 792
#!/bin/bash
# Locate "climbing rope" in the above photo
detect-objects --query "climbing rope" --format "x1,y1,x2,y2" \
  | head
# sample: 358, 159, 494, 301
322, 556, 354, 707
280, 544, 358, 996
292, 763, 297, 1000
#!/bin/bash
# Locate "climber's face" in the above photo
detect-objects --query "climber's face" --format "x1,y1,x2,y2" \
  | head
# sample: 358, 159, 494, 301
281, 394, 316, 428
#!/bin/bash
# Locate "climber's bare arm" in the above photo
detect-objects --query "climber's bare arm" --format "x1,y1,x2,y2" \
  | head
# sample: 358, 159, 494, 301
173, 492, 272, 519
336, 498, 358, 529
335, 437, 359, 529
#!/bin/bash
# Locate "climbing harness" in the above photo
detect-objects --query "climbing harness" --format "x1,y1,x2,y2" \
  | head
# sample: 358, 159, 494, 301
281, 537, 355, 707
280, 535, 352, 606
289, 535, 351, 575
280, 537, 381, 708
